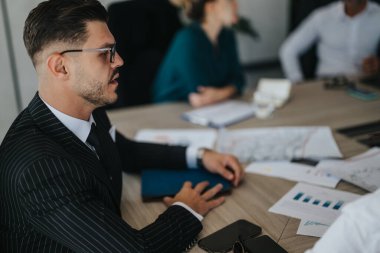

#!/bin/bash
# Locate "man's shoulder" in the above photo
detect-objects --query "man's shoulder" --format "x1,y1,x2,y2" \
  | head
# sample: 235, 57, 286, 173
313, 2, 342, 19
368, 1, 380, 16
0, 109, 66, 173
345, 189, 380, 215
369, 1, 380, 8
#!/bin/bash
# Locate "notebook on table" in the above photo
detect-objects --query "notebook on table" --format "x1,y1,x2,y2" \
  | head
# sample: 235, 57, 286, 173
182, 100, 256, 128
141, 169, 232, 201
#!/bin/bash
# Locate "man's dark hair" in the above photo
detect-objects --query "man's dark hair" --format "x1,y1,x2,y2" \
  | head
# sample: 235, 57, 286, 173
23, 0, 108, 66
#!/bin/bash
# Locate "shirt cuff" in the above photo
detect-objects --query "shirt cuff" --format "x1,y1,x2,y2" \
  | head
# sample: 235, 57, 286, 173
173, 202, 203, 222
109, 125, 116, 142
186, 146, 199, 169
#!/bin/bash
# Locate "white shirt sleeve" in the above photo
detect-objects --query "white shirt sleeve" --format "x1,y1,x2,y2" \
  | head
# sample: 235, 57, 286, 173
178, 148, 205, 222
186, 146, 199, 169
173, 202, 203, 222
109, 125, 116, 142
305, 189, 380, 253
305, 211, 360, 253
280, 10, 321, 82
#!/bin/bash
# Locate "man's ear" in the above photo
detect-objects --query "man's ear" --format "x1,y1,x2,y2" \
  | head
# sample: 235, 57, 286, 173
46, 53, 69, 79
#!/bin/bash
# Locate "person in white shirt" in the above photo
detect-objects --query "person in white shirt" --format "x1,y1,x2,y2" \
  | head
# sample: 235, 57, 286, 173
305, 188, 380, 253
280, 0, 380, 83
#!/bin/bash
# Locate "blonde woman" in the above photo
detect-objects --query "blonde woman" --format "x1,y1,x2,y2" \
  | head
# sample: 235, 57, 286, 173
153, 0, 245, 107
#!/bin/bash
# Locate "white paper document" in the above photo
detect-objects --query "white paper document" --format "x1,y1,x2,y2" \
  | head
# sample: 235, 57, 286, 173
217, 127, 342, 163
269, 183, 360, 225
317, 148, 380, 192
246, 161, 340, 188
297, 220, 330, 238
135, 129, 217, 149
182, 100, 256, 128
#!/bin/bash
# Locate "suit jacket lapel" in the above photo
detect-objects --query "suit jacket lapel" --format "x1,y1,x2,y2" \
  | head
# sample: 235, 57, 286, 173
28, 93, 121, 209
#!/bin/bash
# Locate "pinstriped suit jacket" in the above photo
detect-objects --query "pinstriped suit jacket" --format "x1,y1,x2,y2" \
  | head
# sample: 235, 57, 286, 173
0, 93, 202, 252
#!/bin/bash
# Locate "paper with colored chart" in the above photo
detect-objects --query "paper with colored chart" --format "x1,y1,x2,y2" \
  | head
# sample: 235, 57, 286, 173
269, 183, 361, 225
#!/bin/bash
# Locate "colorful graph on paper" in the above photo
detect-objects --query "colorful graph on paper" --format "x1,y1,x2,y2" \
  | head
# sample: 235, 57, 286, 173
269, 183, 361, 225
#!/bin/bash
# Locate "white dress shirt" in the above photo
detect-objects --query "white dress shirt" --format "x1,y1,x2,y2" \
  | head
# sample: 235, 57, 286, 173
305, 188, 380, 253
280, 1, 380, 82
41, 96, 203, 221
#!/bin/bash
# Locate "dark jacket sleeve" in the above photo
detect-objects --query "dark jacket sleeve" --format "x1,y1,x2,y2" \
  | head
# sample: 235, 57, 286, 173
19, 157, 202, 253
94, 108, 188, 172
116, 131, 188, 172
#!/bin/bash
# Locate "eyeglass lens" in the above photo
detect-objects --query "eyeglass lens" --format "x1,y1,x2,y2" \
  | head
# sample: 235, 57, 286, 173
110, 44, 116, 63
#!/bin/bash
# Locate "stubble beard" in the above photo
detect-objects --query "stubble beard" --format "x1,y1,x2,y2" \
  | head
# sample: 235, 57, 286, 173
77, 79, 117, 107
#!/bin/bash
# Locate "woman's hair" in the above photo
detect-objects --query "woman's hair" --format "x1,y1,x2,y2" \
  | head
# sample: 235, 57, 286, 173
23, 0, 108, 66
170, 0, 216, 21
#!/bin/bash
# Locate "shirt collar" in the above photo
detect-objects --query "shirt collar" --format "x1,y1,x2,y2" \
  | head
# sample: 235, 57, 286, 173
337, 1, 347, 20
40, 95, 95, 144
338, 1, 372, 20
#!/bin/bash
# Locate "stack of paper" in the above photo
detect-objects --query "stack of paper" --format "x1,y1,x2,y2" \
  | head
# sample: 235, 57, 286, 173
297, 220, 330, 238
317, 148, 380, 192
246, 161, 340, 188
269, 183, 361, 236
217, 127, 342, 163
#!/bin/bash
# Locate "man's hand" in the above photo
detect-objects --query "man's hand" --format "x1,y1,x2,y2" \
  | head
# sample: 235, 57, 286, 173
163, 181, 225, 216
202, 149, 244, 187
188, 85, 236, 108
362, 56, 380, 75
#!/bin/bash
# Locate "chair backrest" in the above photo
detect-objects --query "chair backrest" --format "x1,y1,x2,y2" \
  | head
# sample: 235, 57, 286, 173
288, 0, 380, 80
107, 0, 182, 108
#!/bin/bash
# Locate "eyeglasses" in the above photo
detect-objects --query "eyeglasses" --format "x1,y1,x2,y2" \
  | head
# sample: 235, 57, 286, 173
60, 43, 116, 63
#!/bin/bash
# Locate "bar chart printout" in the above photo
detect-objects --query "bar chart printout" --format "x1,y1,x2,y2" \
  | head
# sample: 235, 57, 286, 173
292, 192, 344, 210
269, 183, 361, 225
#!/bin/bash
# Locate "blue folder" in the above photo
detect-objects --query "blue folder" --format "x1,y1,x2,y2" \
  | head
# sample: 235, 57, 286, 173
141, 169, 232, 201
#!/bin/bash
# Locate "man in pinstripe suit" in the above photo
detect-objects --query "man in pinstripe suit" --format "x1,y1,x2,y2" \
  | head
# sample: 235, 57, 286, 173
0, 0, 244, 252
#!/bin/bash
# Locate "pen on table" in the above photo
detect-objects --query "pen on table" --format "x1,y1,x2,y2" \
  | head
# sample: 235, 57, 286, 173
290, 157, 343, 167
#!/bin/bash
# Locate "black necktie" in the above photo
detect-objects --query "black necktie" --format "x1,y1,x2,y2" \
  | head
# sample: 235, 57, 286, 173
86, 123, 122, 204
87, 123, 102, 159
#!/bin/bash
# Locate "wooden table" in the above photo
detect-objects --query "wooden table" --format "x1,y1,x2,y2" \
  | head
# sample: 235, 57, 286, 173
107, 81, 380, 253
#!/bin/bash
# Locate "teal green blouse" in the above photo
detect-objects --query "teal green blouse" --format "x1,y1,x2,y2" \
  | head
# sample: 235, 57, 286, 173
153, 22, 245, 103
